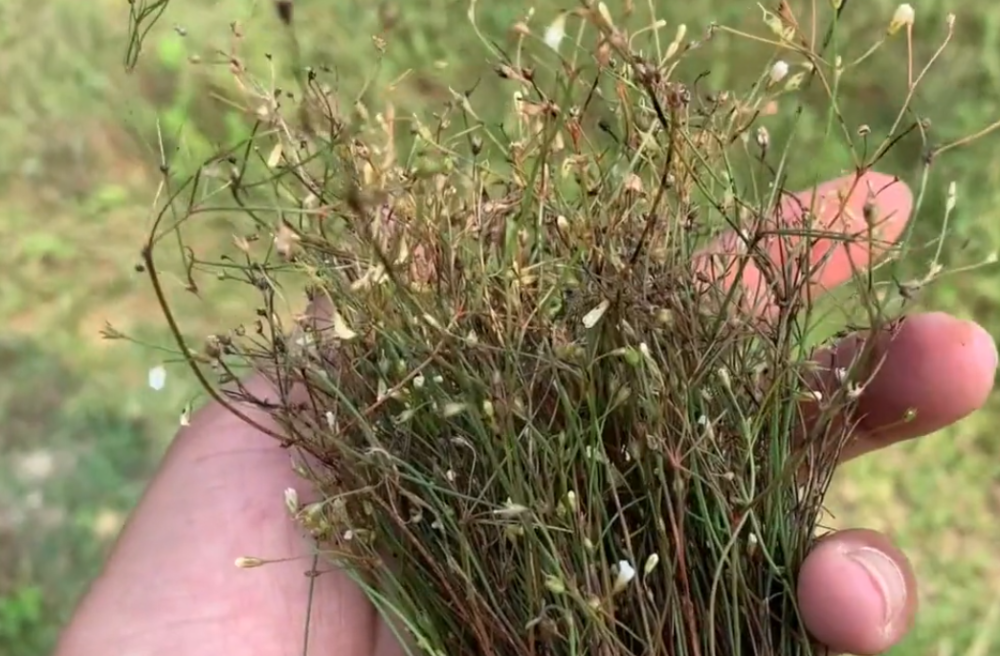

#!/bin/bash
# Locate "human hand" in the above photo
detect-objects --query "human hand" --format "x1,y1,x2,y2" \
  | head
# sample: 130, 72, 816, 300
54, 171, 996, 656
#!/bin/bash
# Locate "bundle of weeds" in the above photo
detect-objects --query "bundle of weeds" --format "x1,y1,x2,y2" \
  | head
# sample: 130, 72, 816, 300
128, 1, 998, 654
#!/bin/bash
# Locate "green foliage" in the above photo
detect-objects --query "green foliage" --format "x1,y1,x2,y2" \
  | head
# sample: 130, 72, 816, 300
0, 338, 156, 655
0, 586, 46, 656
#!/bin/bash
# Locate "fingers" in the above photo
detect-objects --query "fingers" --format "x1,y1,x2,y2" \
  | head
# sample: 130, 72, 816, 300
57, 369, 385, 656
694, 170, 912, 317
798, 529, 917, 656
814, 311, 997, 462
775, 172, 911, 297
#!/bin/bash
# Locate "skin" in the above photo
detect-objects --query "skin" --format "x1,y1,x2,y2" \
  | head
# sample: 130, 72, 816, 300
55, 171, 997, 656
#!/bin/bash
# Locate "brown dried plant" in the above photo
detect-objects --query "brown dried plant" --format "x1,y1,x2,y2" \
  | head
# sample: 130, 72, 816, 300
120, 1, 1000, 654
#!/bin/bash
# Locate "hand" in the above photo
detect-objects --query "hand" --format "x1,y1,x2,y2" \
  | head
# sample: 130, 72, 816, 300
55, 171, 996, 656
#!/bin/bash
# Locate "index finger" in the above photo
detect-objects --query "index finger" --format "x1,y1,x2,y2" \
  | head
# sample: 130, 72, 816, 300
693, 170, 913, 317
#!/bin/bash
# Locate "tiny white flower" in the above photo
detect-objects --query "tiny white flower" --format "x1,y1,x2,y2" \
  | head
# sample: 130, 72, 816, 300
284, 487, 299, 514
563, 490, 578, 512
945, 181, 957, 213
494, 498, 531, 517
888, 4, 914, 35
643, 553, 660, 576
801, 389, 823, 403
612, 560, 636, 594
148, 365, 166, 391
716, 367, 732, 390
441, 402, 467, 418
331, 309, 358, 341
769, 60, 789, 84
755, 126, 770, 151
544, 13, 567, 52
234, 556, 265, 568
544, 574, 567, 595
582, 299, 610, 328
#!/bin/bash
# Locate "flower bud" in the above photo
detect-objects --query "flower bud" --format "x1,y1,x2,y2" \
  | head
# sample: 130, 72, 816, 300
612, 560, 636, 594
888, 4, 914, 35
544, 13, 567, 52
768, 60, 789, 84
284, 488, 299, 515
643, 553, 660, 576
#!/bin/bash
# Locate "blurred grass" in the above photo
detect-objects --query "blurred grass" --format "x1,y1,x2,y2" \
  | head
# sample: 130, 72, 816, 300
0, 0, 998, 653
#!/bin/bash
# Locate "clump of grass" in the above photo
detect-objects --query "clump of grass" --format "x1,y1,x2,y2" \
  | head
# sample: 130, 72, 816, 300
126, 1, 1000, 654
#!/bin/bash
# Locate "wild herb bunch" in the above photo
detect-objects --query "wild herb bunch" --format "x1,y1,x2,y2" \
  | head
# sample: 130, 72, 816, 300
128, 1, 991, 654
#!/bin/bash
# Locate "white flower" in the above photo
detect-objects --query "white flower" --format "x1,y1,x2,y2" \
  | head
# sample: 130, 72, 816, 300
582, 299, 610, 328
234, 556, 265, 568
716, 367, 732, 390
612, 560, 636, 594
888, 4, 914, 35
331, 308, 357, 341
769, 60, 789, 84
544, 13, 567, 52
284, 488, 299, 514
945, 181, 957, 213
148, 365, 166, 391
441, 402, 467, 418
755, 126, 770, 151
493, 498, 530, 517
847, 381, 866, 400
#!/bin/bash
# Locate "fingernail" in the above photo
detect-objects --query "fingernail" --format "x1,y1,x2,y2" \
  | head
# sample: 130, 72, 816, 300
846, 546, 907, 631
986, 329, 999, 371
968, 321, 999, 371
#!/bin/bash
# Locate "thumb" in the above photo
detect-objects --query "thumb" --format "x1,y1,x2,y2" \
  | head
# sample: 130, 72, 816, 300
797, 528, 918, 655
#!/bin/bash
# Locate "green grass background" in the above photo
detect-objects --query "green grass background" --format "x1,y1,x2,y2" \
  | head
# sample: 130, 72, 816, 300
1, 0, 998, 654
